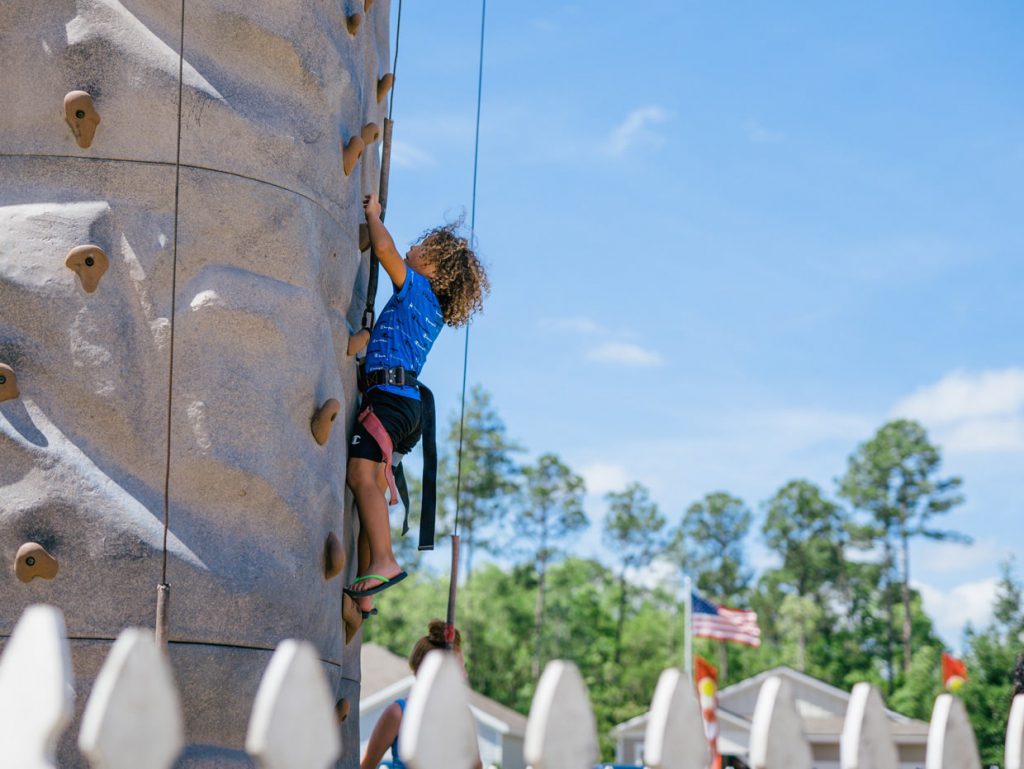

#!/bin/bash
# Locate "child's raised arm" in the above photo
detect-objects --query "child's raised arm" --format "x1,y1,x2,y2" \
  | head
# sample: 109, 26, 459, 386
363, 194, 407, 289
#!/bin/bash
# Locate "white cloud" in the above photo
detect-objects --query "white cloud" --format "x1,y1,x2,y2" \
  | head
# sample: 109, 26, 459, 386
604, 106, 669, 156
586, 341, 663, 367
390, 140, 437, 169
914, 577, 998, 647
580, 461, 631, 496
745, 120, 785, 144
538, 316, 606, 334
892, 368, 1024, 453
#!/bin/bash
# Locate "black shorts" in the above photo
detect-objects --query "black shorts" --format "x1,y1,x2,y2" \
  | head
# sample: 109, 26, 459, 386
349, 388, 423, 462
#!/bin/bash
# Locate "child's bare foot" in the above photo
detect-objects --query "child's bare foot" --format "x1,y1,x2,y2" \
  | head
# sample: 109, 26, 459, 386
347, 328, 370, 356
345, 560, 406, 598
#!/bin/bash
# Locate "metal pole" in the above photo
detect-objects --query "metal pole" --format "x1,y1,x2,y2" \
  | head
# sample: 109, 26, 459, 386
683, 575, 693, 676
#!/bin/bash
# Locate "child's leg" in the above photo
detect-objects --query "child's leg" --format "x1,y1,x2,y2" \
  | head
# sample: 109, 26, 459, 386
346, 457, 403, 602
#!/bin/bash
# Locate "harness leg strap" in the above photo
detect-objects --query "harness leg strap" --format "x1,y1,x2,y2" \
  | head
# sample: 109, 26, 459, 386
357, 407, 400, 505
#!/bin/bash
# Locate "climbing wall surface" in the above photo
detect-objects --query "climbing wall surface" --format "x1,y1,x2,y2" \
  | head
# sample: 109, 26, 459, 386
0, 1, 390, 766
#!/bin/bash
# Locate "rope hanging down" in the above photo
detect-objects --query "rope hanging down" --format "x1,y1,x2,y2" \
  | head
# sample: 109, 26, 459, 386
447, 0, 488, 650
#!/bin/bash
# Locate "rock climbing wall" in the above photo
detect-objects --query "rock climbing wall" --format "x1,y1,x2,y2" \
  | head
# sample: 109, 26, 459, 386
0, 1, 390, 765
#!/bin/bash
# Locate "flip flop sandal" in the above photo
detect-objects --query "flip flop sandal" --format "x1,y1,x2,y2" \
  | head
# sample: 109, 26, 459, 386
344, 571, 408, 598
361, 608, 379, 620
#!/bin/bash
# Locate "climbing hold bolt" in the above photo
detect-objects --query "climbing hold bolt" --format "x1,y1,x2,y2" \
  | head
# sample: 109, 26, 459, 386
15, 543, 58, 582
0, 364, 19, 403
361, 122, 380, 145
65, 245, 109, 293
346, 13, 363, 35
342, 594, 364, 645
64, 91, 100, 148
376, 74, 395, 104
324, 532, 345, 581
335, 698, 352, 724
342, 136, 365, 176
311, 398, 341, 445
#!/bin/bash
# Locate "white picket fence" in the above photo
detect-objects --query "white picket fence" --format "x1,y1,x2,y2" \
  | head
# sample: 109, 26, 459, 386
2, 604, 1023, 769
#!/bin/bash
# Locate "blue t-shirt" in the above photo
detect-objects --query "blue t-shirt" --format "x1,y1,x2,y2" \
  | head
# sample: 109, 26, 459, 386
365, 269, 443, 400
390, 698, 406, 769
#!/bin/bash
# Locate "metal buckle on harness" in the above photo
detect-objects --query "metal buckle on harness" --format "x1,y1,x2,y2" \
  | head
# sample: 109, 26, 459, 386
361, 309, 374, 331
386, 367, 406, 387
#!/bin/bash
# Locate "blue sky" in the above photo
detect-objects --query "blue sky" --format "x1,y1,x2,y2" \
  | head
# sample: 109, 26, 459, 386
376, 1, 1024, 648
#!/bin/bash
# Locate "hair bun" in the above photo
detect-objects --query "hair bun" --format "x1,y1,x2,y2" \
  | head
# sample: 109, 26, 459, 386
427, 619, 447, 647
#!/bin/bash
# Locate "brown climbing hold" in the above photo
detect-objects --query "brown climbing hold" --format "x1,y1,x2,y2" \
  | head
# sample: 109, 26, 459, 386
346, 13, 363, 35
359, 223, 370, 252
324, 532, 345, 580
64, 91, 101, 148
15, 542, 58, 583
0, 364, 19, 403
343, 594, 364, 644
311, 398, 341, 446
364, 0, 375, 12
335, 698, 352, 725
376, 74, 395, 104
65, 244, 109, 293
361, 122, 380, 145
342, 136, 365, 176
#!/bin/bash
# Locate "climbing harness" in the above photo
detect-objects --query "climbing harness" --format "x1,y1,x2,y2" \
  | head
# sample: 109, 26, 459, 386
446, 0, 488, 650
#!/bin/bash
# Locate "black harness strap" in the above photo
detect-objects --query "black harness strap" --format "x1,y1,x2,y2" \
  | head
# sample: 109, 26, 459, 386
361, 367, 437, 551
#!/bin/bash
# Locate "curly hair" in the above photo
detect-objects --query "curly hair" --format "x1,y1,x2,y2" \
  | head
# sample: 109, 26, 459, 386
417, 222, 489, 327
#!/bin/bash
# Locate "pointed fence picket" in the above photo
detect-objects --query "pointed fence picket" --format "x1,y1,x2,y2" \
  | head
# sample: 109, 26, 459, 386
0, 604, 1021, 769
0, 604, 74, 769
78, 628, 184, 769
840, 683, 899, 769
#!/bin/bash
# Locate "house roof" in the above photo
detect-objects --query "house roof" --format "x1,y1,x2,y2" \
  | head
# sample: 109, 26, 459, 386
612, 666, 929, 745
360, 643, 530, 738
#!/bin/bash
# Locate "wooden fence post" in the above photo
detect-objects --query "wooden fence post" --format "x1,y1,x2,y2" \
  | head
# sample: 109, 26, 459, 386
0, 604, 74, 769
643, 667, 710, 769
749, 675, 812, 769
925, 694, 981, 769
245, 639, 341, 769
78, 628, 185, 769
524, 660, 599, 769
399, 650, 478, 769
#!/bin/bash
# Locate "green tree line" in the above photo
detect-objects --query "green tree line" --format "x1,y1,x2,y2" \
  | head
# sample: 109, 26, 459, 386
365, 387, 1022, 764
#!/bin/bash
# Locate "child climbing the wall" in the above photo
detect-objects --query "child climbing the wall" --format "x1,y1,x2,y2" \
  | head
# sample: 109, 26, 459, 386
345, 194, 489, 616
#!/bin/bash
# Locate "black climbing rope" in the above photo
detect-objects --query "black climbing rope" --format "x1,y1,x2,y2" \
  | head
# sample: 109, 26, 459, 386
362, 0, 404, 330
157, 0, 188, 647
447, 0, 488, 650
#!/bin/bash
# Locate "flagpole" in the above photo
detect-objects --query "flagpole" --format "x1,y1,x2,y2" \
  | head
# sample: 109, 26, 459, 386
683, 574, 693, 676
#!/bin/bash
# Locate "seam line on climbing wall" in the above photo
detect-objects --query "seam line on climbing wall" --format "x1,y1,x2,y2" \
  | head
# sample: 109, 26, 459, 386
0, 633, 346, 667
0, 152, 354, 236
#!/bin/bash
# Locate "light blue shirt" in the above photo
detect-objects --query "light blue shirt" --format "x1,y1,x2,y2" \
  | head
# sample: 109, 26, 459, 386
365, 270, 443, 400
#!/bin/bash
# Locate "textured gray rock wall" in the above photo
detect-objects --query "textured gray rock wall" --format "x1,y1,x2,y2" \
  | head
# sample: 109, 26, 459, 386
0, 1, 388, 765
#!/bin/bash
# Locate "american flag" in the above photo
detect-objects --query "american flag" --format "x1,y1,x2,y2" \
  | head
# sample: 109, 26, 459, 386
691, 590, 761, 647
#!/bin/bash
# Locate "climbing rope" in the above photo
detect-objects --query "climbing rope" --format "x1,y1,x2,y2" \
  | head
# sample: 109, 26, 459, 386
157, 0, 188, 647
447, 0, 488, 650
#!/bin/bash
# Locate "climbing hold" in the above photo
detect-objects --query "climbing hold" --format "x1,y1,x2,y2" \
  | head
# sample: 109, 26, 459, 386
65, 245, 109, 293
15, 542, 59, 583
324, 532, 345, 581
361, 122, 380, 145
0, 364, 19, 403
346, 13, 363, 35
311, 399, 341, 446
342, 136, 365, 176
342, 595, 363, 644
335, 698, 351, 724
376, 74, 394, 104
64, 91, 101, 148
364, 0, 375, 12
359, 223, 370, 252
